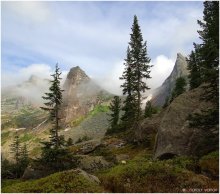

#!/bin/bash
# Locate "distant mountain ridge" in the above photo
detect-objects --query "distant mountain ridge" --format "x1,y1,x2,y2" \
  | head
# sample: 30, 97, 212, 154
151, 53, 189, 107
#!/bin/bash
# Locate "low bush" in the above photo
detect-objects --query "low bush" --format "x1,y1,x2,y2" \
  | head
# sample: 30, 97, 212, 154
199, 151, 219, 179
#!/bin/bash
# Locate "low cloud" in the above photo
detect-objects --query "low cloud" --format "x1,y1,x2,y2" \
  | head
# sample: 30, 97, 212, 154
93, 55, 175, 96
93, 61, 124, 96
148, 55, 175, 90
2, 64, 68, 105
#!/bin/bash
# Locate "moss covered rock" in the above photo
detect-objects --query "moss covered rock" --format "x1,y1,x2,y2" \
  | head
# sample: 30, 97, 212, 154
2, 169, 103, 193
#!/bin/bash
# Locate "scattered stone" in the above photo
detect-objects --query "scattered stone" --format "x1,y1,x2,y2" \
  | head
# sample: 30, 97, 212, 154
22, 165, 53, 180
77, 155, 111, 172
77, 139, 101, 154
116, 154, 129, 163
73, 168, 101, 184
121, 160, 127, 164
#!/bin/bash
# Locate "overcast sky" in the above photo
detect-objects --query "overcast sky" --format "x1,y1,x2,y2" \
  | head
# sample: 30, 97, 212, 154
2, 1, 203, 95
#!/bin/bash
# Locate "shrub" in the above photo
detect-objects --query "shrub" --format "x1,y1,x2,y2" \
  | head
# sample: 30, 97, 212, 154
199, 151, 219, 179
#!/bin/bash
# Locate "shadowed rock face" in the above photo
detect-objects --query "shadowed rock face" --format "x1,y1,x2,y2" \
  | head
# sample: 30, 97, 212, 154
61, 66, 107, 125
152, 53, 189, 107
154, 86, 218, 159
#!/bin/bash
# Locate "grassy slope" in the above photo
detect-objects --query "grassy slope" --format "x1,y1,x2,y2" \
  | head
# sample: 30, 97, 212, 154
2, 170, 103, 193
98, 154, 219, 193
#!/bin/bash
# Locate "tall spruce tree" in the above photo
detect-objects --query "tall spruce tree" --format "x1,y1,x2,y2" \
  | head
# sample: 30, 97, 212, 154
120, 47, 136, 125
108, 96, 121, 132
41, 63, 64, 147
188, 1, 219, 130
120, 15, 151, 125
198, 1, 219, 104
40, 64, 68, 170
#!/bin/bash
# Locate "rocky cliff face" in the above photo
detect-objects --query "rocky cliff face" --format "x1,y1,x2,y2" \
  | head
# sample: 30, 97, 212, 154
152, 53, 189, 107
154, 86, 218, 159
61, 66, 108, 125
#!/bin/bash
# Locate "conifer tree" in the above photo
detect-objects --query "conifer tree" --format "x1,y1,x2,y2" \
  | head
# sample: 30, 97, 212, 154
40, 64, 68, 170
41, 63, 64, 147
197, 1, 219, 104
188, 1, 219, 129
108, 96, 121, 131
120, 15, 151, 125
144, 101, 153, 118
20, 143, 29, 169
10, 132, 21, 165
120, 47, 136, 125
170, 77, 187, 102
188, 43, 202, 90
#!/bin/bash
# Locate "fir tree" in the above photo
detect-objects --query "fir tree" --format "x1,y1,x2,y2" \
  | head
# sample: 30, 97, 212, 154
20, 143, 29, 172
197, 1, 219, 105
40, 64, 68, 170
20, 143, 29, 167
120, 47, 137, 125
10, 132, 21, 165
144, 101, 153, 118
188, 1, 219, 130
108, 96, 121, 132
41, 63, 64, 147
120, 15, 151, 125
129, 15, 151, 120
187, 43, 202, 90
170, 77, 187, 102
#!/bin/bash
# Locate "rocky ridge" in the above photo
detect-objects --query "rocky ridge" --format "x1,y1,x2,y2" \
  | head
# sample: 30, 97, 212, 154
152, 53, 189, 107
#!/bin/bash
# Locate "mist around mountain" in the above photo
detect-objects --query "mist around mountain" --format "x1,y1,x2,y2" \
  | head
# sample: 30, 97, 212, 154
1, 2, 219, 193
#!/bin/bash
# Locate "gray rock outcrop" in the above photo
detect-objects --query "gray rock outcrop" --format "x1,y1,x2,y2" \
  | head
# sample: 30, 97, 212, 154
77, 155, 111, 172
154, 86, 218, 159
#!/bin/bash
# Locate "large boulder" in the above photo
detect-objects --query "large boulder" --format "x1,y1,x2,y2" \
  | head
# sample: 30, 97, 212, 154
77, 155, 112, 172
77, 139, 101, 154
73, 168, 101, 184
22, 165, 53, 180
154, 86, 218, 159
135, 111, 164, 144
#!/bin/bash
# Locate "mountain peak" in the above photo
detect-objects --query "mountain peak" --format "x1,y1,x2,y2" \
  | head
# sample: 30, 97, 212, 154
66, 66, 90, 84
177, 52, 185, 58
63, 66, 90, 92
151, 53, 189, 107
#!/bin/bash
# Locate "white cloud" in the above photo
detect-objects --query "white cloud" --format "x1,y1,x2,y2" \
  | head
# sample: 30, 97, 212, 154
2, 1, 203, 97
94, 55, 175, 95
148, 55, 175, 90
4, 1, 51, 23
93, 61, 124, 95
2, 63, 68, 88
